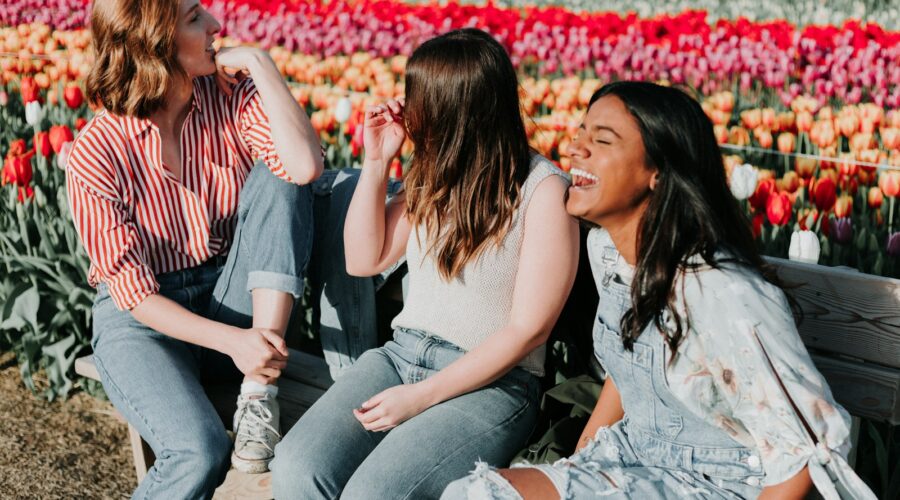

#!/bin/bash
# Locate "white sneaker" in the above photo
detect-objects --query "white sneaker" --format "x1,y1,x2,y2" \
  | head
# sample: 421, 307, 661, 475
231, 393, 281, 473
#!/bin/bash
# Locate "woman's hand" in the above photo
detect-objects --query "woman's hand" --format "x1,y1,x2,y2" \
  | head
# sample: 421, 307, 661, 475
363, 99, 406, 165
353, 383, 432, 432
223, 326, 289, 385
213, 46, 270, 96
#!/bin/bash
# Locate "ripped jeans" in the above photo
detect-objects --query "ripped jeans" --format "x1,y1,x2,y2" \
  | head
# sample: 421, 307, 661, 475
441, 423, 759, 500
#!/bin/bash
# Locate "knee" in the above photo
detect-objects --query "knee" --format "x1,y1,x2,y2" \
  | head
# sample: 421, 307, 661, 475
270, 437, 338, 499
246, 163, 313, 207
186, 429, 232, 483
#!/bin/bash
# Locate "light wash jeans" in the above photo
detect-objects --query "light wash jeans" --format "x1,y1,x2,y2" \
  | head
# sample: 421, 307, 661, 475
270, 327, 541, 500
90, 166, 396, 499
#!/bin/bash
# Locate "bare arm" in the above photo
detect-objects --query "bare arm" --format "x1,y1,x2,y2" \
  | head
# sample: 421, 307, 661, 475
759, 468, 812, 499
217, 47, 323, 184
355, 176, 579, 430
575, 376, 624, 452
344, 99, 411, 276
131, 294, 289, 384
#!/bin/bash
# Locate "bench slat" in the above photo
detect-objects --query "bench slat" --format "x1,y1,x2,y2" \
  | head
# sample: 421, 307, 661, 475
813, 354, 900, 425
769, 257, 900, 369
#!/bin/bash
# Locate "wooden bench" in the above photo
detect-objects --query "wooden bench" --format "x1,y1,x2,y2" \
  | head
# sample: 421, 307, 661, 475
74, 257, 900, 498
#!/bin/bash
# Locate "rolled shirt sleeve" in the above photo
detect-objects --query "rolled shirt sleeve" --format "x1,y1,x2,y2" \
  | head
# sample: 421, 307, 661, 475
234, 78, 296, 183
66, 135, 159, 311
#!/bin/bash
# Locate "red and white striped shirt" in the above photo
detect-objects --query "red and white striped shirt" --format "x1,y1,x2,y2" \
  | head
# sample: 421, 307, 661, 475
67, 76, 300, 311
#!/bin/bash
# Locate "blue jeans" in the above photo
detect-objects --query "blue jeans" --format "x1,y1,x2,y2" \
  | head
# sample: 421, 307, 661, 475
92, 166, 375, 498
309, 169, 405, 380
270, 328, 541, 500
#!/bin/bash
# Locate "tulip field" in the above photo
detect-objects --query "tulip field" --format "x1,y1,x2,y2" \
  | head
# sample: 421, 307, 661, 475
1, 0, 900, 401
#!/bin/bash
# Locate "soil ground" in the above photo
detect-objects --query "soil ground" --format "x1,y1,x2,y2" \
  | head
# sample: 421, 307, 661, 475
0, 351, 134, 499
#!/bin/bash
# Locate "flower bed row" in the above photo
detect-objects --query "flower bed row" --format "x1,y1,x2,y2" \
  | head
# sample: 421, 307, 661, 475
2, 1, 900, 107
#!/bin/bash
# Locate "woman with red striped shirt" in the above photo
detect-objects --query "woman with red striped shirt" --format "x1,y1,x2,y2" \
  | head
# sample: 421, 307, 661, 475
66, 0, 322, 496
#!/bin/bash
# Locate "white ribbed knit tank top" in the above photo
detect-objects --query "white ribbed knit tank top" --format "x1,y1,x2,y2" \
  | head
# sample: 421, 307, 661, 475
391, 154, 569, 376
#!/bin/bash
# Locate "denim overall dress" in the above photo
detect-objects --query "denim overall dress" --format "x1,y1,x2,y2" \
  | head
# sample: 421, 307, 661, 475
441, 229, 769, 499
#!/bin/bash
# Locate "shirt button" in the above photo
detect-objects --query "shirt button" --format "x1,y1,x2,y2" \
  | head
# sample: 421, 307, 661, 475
746, 476, 760, 486
747, 455, 760, 468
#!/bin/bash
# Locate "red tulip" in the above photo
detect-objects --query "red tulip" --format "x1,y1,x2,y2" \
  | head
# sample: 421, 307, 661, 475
63, 84, 83, 109
17, 186, 34, 204
748, 178, 776, 212
6, 139, 27, 158
812, 176, 837, 212
49, 125, 74, 154
19, 76, 40, 104
2, 154, 34, 187
75, 117, 87, 131
34, 131, 51, 157
766, 192, 792, 226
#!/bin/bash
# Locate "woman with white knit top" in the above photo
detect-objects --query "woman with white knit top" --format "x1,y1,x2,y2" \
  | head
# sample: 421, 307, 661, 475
270, 28, 579, 499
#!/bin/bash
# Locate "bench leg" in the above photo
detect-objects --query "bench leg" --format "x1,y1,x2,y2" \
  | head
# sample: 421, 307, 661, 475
128, 423, 155, 484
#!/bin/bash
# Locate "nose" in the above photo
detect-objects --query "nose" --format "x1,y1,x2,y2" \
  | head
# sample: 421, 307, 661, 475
565, 131, 588, 159
208, 15, 222, 36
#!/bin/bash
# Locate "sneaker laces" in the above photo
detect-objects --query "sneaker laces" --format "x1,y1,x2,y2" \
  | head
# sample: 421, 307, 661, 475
236, 397, 281, 452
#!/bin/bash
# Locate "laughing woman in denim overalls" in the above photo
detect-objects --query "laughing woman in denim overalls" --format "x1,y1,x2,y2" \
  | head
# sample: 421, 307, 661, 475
444, 82, 876, 499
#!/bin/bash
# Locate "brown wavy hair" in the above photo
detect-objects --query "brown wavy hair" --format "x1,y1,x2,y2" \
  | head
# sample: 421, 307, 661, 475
403, 29, 532, 281
85, 0, 184, 118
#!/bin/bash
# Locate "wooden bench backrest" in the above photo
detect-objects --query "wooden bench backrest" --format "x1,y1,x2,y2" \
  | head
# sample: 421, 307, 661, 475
768, 257, 900, 424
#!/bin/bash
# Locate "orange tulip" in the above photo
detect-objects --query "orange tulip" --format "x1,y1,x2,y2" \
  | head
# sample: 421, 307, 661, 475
849, 132, 874, 152
781, 171, 800, 193
755, 128, 773, 149
837, 114, 859, 137
741, 109, 762, 129
713, 125, 728, 144
838, 153, 858, 178
778, 111, 795, 131
777, 132, 795, 154
882, 128, 900, 150
729, 126, 750, 146
796, 111, 814, 133
795, 157, 816, 179
834, 195, 853, 218
761, 108, 777, 130
868, 187, 884, 209
878, 171, 900, 198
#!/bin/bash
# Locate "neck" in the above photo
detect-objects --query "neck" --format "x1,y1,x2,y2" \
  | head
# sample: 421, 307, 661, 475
599, 203, 648, 266
150, 76, 193, 131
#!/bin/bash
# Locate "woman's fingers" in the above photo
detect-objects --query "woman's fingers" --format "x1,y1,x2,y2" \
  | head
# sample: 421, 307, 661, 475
265, 359, 288, 370
385, 99, 402, 116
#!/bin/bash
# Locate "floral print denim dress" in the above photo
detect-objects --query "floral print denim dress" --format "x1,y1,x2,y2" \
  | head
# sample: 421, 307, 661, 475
442, 228, 875, 499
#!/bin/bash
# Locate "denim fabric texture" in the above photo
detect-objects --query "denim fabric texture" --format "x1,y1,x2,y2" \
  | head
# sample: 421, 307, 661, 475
308, 168, 405, 380
271, 328, 541, 500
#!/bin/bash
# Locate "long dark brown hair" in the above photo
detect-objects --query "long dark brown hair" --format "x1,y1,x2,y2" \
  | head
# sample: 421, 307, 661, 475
403, 28, 532, 281
591, 82, 785, 354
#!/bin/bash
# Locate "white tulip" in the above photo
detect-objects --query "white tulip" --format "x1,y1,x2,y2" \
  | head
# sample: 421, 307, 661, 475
24, 101, 43, 126
729, 163, 758, 200
334, 97, 352, 124
788, 230, 820, 264
57, 141, 73, 170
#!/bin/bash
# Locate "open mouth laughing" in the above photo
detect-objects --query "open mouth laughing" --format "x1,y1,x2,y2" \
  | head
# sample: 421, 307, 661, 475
569, 167, 599, 188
